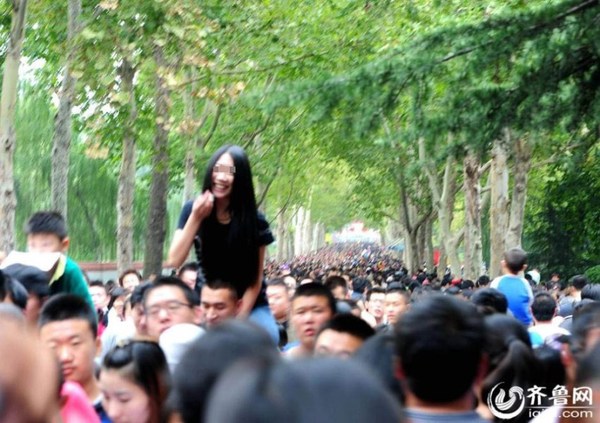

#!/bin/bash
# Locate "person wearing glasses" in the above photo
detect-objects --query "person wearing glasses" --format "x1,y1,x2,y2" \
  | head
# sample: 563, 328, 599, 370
167, 145, 278, 344
143, 277, 202, 339
99, 340, 170, 423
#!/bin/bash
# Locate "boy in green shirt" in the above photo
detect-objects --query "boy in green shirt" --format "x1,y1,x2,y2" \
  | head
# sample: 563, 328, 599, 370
25, 211, 95, 312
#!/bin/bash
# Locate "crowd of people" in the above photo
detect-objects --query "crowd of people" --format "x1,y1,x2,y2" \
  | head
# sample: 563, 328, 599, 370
0, 145, 599, 422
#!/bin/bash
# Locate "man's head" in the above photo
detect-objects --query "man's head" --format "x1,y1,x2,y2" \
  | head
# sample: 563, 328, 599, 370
501, 247, 528, 275
143, 276, 201, 338
266, 278, 291, 322
476, 275, 490, 288
130, 282, 152, 336
0, 324, 61, 422
560, 301, 600, 386
119, 269, 143, 292
324, 275, 349, 300
290, 283, 336, 353
384, 287, 410, 325
572, 275, 589, 291
88, 280, 109, 311
178, 262, 199, 290
201, 279, 241, 328
38, 294, 99, 388
471, 288, 508, 315
366, 287, 386, 321
531, 292, 557, 323
395, 295, 485, 405
25, 211, 69, 253
315, 314, 375, 358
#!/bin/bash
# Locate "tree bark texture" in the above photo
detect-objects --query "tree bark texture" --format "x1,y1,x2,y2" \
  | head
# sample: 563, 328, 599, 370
489, 133, 510, 278
418, 137, 460, 272
116, 60, 137, 275
0, 0, 28, 253
51, 0, 82, 219
506, 137, 532, 249
463, 149, 484, 280
143, 46, 171, 278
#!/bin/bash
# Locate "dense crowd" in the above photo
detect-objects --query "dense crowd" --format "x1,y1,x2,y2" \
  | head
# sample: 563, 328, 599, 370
0, 144, 598, 422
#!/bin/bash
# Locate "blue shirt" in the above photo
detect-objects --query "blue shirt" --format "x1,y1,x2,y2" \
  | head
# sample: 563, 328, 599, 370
491, 275, 533, 325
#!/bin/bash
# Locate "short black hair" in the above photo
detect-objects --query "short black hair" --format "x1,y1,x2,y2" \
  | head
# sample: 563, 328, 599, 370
571, 275, 588, 291
476, 275, 490, 287
292, 283, 336, 315
581, 284, 600, 301
366, 286, 385, 301
386, 285, 411, 302
144, 276, 200, 308
504, 248, 527, 273
130, 282, 153, 307
395, 295, 485, 403
203, 279, 239, 301
88, 280, 107, 293
317, 313, 375, 341
118, 268, 143, 287
266, 278, 288, 289
178, 262, 199, 275
471, 288, 508, 315
25, 211, 68, 239
531, 292, 557, 322
171, 320, 279, 423
324, 275, 348, 294
38, 294, 98, 337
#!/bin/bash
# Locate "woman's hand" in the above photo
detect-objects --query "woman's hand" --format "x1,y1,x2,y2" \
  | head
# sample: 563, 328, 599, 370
191, 190, 214, 221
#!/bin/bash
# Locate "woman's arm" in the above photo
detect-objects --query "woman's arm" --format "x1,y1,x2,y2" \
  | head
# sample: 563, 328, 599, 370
238, 245, 266, 317
167, 191, 214, 268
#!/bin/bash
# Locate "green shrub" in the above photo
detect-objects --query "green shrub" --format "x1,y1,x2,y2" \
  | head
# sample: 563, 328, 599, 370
584, 265, 600, 284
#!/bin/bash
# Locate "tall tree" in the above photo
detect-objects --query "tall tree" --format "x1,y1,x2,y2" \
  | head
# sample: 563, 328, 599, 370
143, 44, 171, 278
116, 59, 137, 274
50, 0, 81, 219
0, 0, 28, 253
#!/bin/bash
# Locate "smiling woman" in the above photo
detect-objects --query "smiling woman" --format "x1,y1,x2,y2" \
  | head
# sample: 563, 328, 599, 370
167, 145, 279, 344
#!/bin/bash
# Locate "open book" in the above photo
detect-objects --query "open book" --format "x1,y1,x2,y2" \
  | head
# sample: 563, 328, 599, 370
0, 251, 66, 285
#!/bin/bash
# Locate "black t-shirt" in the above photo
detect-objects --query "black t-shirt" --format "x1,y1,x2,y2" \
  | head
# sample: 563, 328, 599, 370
177, 201, 274, 307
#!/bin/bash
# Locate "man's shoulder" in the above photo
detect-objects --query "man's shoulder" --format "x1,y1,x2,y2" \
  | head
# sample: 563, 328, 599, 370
492, 274, 528, 289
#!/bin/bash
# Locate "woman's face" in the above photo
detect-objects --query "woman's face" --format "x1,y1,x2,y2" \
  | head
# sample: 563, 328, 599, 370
122, 273, 141, 292
211, 152, 235, 200
100, 369, 152, 423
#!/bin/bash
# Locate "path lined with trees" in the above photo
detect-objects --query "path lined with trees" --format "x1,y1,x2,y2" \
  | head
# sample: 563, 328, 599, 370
1, 0, 599, 279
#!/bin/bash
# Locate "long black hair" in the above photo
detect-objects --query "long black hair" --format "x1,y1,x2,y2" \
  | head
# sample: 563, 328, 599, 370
200, 145, 260, 287
102, 340, 171, 423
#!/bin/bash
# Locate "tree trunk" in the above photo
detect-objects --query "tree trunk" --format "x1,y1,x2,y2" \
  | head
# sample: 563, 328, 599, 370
275, 208, 286, 262
417, 221, 427, 270
418, 137, 460, 272
506, 136, 532, 249
51, 0, 81, 219
143, 46, 171, 278
424, 216, 434, 272
302, 208, 312, 255
293, 207, 303, 257
404, 227, 420, 275
397, 176, 427, 274
182, 79, 197, 203
489, 132, 510, 278
0, 0, 28, 253
116, 59, 137, 275
463, 149, 483, 280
